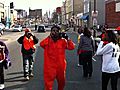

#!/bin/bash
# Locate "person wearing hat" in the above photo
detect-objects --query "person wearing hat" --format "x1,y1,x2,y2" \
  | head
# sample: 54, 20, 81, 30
17, 28, 39, 80
40, 25, 75, 90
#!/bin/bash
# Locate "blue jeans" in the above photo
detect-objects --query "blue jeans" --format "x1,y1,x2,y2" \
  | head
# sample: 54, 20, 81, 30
22, 54, 34, 77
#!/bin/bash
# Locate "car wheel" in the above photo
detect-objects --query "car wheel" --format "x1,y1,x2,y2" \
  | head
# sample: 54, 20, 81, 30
1, 30, 3, 35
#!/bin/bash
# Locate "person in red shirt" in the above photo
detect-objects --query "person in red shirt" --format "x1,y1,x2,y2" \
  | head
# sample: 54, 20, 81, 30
40, 25, 75, 90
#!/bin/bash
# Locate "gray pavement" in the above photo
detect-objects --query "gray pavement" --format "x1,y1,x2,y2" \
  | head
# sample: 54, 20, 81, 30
2, 30, 120, 90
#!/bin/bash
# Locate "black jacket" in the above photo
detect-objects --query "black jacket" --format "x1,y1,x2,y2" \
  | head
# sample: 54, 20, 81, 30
17, 35, 39, 55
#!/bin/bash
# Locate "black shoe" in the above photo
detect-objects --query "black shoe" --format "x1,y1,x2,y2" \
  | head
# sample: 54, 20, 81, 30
83, 75, 88, 78
24, 76, 29, 81
88, 74, 92, 78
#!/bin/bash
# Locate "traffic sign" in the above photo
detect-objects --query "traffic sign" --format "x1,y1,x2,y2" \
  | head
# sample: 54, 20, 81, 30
92, 11, 98, 17
93, 18, 97, 26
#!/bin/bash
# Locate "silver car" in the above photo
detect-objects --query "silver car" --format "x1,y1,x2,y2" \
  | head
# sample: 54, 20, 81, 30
0, 23, 5, 35
12, 25, 22, 32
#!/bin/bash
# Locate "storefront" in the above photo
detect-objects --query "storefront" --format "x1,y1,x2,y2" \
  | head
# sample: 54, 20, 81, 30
0, 2, 5, 24
80, 14, 89, 27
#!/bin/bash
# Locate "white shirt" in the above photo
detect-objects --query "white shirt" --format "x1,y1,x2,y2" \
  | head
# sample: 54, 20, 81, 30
96, 41, 120, 73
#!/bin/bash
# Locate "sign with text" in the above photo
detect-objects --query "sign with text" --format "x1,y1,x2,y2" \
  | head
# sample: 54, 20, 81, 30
92, 11, 98, 17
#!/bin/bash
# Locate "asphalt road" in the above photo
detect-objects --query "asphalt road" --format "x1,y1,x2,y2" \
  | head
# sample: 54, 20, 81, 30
1, 30, 120, 90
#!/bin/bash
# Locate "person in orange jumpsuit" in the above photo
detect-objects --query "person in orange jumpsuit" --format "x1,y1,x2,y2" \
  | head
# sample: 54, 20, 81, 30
40, 25, 75, 90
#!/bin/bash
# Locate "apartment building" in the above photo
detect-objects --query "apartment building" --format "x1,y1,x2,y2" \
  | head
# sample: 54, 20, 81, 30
105, 0, 120, 28
29, 9, 42, 19
82, 0, 105, 27
62, 0, 84, 26
0, 1, 5, 24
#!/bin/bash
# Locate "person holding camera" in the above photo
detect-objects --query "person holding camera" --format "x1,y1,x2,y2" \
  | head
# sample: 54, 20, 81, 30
17, 28, 38, 80
96, 30, 120, 90
0, 40, 11, 90
40, 25, 75, 90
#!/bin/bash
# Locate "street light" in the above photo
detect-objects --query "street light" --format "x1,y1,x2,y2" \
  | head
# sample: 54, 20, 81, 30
93, 0, 97, 37
5, 6, 10, 29
73, 0, 74, 16
94, 0, 96, 12
93, 0, 98, 51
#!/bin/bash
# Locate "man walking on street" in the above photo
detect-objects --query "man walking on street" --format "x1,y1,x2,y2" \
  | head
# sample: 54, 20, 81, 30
17, 28, 38, 80
40, 25, 75, 90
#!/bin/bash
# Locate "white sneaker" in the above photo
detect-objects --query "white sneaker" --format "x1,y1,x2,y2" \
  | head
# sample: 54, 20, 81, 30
77, 64, 81, 67
25, 76, 29, 81
0, 84, 5, 89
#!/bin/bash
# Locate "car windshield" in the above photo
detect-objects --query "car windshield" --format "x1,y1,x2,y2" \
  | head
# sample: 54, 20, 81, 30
14, 26, 20, 28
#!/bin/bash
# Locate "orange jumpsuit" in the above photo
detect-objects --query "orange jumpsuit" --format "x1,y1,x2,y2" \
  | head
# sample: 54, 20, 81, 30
40, 37, 75, 90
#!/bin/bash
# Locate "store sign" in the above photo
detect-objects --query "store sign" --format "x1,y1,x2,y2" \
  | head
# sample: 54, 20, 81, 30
92, 11, 98, 17
93, 18, 97, 26
116, 2, 120, 12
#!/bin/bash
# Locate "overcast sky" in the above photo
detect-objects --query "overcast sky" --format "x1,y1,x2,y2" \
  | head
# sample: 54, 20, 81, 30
8, 0, 65, 15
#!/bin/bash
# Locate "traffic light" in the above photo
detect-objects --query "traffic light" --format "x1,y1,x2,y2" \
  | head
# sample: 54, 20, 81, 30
10, 10, 13, 13
10, 2, 14, 9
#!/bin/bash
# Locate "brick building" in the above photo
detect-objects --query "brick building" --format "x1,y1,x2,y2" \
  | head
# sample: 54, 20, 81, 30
0, 2, 5, 24
29, 8, 42, 19
105, 0, 120, 28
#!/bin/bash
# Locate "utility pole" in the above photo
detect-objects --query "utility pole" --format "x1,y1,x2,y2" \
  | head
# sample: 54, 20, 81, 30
93, 0, 97, 51
64, 1, 66, 24
6, 6, 10, 29
73, 0, 74, 16
93, 0, 97, 37
73, 0, 75, 31
94, 0, 96, 13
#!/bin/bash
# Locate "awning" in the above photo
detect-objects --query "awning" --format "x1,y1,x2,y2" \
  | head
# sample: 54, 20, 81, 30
80, 15, 89, 20
116, 26, 120, 31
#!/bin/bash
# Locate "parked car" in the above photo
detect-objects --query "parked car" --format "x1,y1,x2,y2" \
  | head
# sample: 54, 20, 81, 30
12, 25, 22, 32
37, 24, 46, 32
0, 23, 5, 35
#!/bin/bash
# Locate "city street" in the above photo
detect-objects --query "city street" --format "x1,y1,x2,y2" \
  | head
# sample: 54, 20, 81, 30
0, 0, 120, 89
1, 30, 120, 90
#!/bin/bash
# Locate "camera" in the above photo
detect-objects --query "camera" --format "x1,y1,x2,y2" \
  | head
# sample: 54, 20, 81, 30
27, 32, 33, 36
59, 32, 68, 40
26, 32, 33, 38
